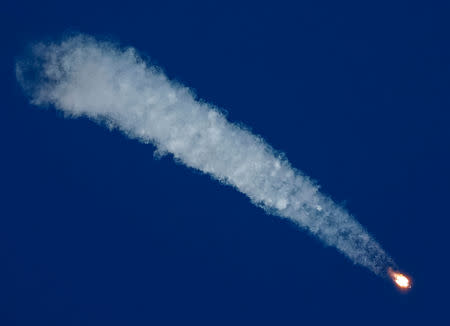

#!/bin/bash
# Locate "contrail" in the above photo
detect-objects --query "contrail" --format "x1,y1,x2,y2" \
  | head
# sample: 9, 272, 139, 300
16, 34, 398, 278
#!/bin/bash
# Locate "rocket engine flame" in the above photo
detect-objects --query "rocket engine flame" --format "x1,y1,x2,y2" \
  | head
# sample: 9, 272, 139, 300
388, 268, 411, 290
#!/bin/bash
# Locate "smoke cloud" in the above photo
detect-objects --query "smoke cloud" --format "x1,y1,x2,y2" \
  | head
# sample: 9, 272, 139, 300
16, 34, 394, 275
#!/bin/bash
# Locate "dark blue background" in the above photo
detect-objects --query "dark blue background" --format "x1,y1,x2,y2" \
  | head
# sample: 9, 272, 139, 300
1, 1, 449, 325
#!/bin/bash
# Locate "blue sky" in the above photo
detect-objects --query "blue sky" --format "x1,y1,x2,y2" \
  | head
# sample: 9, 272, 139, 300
1, 1, 450, 325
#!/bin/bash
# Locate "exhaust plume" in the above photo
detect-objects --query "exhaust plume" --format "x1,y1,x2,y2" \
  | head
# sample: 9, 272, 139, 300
16, 34, 396, 276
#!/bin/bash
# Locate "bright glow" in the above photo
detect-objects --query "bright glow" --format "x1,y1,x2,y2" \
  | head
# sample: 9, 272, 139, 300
388, 268, 411, 289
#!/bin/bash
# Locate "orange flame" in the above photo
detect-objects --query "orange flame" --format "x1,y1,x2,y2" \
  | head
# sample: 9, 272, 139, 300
388, 268, 411, 290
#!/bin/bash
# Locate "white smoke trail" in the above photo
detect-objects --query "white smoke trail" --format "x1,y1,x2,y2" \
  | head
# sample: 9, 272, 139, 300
16, 34, 394, 275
